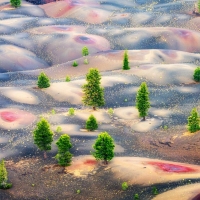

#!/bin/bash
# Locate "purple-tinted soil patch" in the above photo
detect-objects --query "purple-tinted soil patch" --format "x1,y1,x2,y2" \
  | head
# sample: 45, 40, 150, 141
148, 161, 197, 173
161, 50, 177, 59
74, 35, 95, 44
192, 194, 200, 200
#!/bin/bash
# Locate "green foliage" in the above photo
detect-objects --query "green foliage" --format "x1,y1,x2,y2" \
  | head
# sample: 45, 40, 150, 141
33, 118, 54, 152
86, 115, 98, 131
134, 194, 139, 200
68, 108, 75, 116
0, 160, 12, 189
92, 132, 115, 164
82, 68, 105, 110
82, 46, 89, 56
136, 82, 150, 121
198, 0, 200, 13
55, 134, 72, 166
10, 0, 21, 7
72, 61, 78, 67
84, 58, 89, 64
187, 108, 200, 133
122, 182, 128, 190
108, 108, 114, 116
37, 72, 50, 88
123, 50, 130, 70
193, 67, 200, 82
0, 160, 8, 188
51, 109, 56, 115
163, 125, 168, 130
77, 189, 81, 194
56, 126, 62, 133
152, 186, 158, 195
66, 76, 71, 82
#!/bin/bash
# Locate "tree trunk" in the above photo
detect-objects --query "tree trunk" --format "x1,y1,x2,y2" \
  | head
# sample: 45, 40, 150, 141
104, 160, 108, 165
93, 106, 96, 111
44, 151, 47, 159
143, 116, 145, 121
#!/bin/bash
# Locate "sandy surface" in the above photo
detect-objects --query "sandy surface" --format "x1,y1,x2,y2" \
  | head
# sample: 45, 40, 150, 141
153, 183, 200, 200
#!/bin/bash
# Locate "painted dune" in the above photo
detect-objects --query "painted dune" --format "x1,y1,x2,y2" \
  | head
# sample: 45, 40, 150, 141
64, 156, 200, 185
0, 0, 200, 199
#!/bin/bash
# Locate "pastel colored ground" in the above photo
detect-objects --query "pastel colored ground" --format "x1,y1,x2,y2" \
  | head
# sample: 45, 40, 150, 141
153, 183, 200, 200
0, 0, 200, 199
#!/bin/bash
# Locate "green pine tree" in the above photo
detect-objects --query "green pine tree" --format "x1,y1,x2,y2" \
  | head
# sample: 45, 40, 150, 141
193, 67, 200, 82
10, 0, 21, 8
55, 134, 72, 166
0, 159, 8, 188
33, 118, 54, 159
92, 132, 115, 165
86, 114, 98, 131
37, 72, 50, 88
82, 68, 105, 110
123, 50, 130, 70
136, 82, 150, 121
187, 108, 200, 133
82, 46, 89, 56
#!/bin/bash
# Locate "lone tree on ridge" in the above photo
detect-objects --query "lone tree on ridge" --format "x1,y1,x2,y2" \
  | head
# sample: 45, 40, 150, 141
33, 118, 54, 159
136, 82, 150, 121
82, 68, 105, 110
187, 108, 200, 133
92, 132, 115, 165
55, 134, 73, 166
37, 72, 50, 88
122, 50, 130, 70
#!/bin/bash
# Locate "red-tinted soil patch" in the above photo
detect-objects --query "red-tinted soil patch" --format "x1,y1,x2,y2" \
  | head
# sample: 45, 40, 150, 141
0, 111, 20, 122
83, 159, 97, 165
192, 194, 200, 200
148, 161, 197, 173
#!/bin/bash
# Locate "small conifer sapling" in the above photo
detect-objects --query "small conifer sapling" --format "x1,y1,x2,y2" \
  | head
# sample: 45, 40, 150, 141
187, 108, 200, 133
123, 50, 130, 70
82, 46, 89, 56
37, 72, 50, 88
86, 114, 98, 131
136, 82, 150, 121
